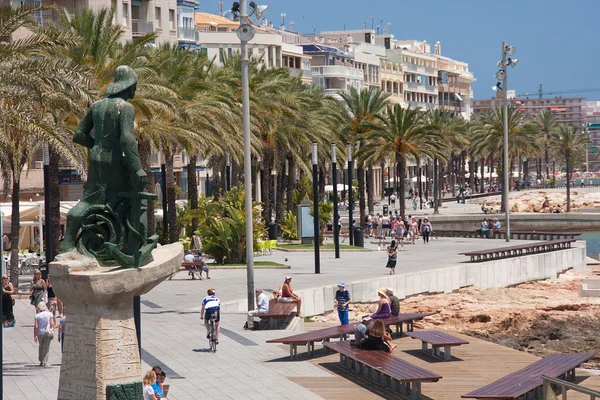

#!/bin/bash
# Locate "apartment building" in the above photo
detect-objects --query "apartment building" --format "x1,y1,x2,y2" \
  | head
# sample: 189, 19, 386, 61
473, 95, 584, 127
583, 101, 600, 148
300, 43, 364, 101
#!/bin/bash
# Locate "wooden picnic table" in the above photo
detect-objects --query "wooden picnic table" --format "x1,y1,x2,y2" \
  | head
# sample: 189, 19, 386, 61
462, 352, 594, 399
460, 239, 576, 262
267, 312, 434, 360
324, 340, 442, 400
406, 330, 469, 361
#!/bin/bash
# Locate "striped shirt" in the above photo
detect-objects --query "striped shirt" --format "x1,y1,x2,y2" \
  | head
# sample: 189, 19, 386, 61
202, 295, 220, 310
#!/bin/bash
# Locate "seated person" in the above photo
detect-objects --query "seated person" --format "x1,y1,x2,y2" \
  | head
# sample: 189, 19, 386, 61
246, 289, 269, 329
371, 288, 391, 319
194, 251, 210, 280
358, 320, 395, 353
490, 218, 501, 235
541, 197, 550, 213
385, 288, 400, 316
279, 276, 303, 318
351, 317, 370, 347
183, 250, 195, 263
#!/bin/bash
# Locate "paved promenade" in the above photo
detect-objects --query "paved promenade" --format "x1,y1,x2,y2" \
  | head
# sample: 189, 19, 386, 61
3, 192, 596, 399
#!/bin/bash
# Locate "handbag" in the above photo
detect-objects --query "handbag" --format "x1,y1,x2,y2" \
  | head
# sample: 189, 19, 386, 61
11, 298, 15, 306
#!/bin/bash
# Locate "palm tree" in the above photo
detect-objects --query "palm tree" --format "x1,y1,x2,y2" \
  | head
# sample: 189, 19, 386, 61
537, 111, 558, 183
0, 5, 93, 286
340, 87, 389, 226
551, 125, 587, 212
423, 109, 467, 214
359, 105, 443, 218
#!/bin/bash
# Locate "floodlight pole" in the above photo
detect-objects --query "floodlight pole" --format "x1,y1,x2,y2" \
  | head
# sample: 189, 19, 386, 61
43, 145, 52, 275
312, 143, 320, 274
502, 41, 511, 242
226, 152, 231, 192
240, 0, 255, 311
0, 208, 3, 399
332, 144, 340, 259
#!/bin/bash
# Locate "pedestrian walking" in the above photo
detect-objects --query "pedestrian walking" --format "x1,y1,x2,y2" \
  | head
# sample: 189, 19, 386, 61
2, 274, 15, 327
421, 218, 433, 244
34, 301, 55, 367
386, 240, 398, 275
334, 281, 350, 325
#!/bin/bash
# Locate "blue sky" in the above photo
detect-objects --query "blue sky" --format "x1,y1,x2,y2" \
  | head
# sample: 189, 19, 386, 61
200, 0, 600, 101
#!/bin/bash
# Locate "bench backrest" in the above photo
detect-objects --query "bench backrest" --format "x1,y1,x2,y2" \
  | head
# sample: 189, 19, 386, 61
324, 341, 442, 382
263, 299, 296, 318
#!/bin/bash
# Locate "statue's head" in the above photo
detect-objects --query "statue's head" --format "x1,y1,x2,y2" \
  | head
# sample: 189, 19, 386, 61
105, 65, 138, 99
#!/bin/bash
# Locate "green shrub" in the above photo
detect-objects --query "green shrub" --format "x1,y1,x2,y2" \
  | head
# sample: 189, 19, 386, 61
197, 186, 265, 264
281, 210, 297, 240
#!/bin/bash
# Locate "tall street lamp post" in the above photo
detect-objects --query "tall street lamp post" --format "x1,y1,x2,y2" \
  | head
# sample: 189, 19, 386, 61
43, 144, 52, 274
0, 208, 4, 398
331, 144, 340, 259
312, 143, 320, 274
226, 152, 231, 191
496, 42, 518, 242
347, 144, 354, 246
236, 0, 256, 311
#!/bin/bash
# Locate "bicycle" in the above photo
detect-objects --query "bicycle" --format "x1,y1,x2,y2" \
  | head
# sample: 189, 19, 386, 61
207, 312, 218, 353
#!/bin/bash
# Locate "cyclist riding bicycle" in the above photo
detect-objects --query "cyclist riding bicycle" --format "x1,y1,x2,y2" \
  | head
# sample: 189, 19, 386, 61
200, 288, 220, 344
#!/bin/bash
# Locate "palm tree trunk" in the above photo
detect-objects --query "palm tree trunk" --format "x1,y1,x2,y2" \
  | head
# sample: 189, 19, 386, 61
480, 157, 485, 192
318, 166, 326, 200
49, 147, 61, 261
188, 153, 198, 233
286, 156, 296, 212
9, 177, 20, 288
398, 153, 406, 218
433, 157, 439, 214
275, 158, 286, 225
367, 163, 374, 214
261, 152, 273, 224
566, 155, 571, 212
357, 163, 365, 222
139, 139, 156, 237
165, 147, 178, 243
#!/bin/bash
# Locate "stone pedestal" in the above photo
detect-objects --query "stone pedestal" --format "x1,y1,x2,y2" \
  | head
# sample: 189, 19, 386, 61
50, 243, 183, 400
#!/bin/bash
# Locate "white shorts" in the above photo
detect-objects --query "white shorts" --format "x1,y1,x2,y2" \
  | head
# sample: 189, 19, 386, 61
278, 297, 294, 303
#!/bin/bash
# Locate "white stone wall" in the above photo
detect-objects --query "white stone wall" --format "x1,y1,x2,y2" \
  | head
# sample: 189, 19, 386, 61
220, 245, 586, 316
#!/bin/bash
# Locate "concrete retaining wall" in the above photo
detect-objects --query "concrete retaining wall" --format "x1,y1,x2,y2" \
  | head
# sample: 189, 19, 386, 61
428, 212, 600, 231
220, 245, 586, 317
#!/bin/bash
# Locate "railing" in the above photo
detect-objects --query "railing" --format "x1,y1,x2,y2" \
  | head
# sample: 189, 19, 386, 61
324, 88, 346, 98
542, 375, 600, 399
311, 65, 363, 79
177, 27, 196, 41
288, 68, 312, 79
132, 19, 154, 35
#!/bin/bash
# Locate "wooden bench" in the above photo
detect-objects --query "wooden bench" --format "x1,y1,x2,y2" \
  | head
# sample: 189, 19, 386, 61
267, 313, 434, 360
168, 262, 205, 280
462, 352, 594, 399
257, 299, 297, 329
460, 239, 576, 262
406, 331, 469, 361
324, 341, 442, 400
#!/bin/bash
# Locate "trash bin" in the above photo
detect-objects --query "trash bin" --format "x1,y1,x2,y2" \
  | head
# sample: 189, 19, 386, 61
353, 227, 364, 248
268, 223, 277, 240
383, 204, 389, 216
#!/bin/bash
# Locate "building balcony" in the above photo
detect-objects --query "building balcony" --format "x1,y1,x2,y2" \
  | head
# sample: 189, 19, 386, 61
407, 101, 437, 110
311, 65, 363, 80
289, 68, 312, 80
404, 81, 437, 94
132, 19, 154, 36
403, 63, 437, 76
177, 27, 197, 42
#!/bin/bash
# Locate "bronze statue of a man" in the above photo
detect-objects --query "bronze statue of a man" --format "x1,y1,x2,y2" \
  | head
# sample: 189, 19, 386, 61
61, 66, 157, 267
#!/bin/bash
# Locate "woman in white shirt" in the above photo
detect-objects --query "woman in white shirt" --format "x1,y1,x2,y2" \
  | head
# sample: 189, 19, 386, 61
143, 370, 158, 400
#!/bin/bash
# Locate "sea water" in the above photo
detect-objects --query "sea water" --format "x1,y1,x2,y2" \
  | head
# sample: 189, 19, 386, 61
579, 231, 600, 260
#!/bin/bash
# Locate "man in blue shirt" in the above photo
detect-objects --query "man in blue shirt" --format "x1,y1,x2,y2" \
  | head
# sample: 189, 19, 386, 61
200, 288, 220, 343
334, 281, 350, 325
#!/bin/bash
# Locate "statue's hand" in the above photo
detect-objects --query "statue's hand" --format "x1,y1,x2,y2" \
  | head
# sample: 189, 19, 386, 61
136, 169, 147, 190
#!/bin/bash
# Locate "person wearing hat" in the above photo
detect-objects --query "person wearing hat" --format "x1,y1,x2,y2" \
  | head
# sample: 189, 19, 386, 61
279, 276, 303, 317
61, 65, 148, 253
371, 288, 391, 319
334, 281, 351, 325
385, 288, 400, 317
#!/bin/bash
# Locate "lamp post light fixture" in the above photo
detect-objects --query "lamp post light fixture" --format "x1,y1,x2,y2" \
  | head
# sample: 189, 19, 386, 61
312, 143, 320, 274
331, 144, 340, 259
495, 42, 519, 242
347, 144, 354, 246
235, 0, 258, 311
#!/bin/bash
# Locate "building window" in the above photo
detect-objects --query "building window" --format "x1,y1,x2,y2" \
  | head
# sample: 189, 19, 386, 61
155, 7, 162, 28
169, 9, 175, 30
122, 3, 129, 27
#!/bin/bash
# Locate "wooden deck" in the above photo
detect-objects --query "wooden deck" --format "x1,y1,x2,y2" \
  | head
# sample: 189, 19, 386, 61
288, 328, 600, 400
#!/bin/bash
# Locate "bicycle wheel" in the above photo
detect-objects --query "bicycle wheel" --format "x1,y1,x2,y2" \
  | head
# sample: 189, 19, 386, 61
209, 320, 217, 352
